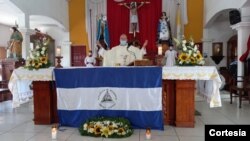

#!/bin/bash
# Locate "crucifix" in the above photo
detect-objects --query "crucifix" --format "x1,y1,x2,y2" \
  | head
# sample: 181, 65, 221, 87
119, 1, 150, 38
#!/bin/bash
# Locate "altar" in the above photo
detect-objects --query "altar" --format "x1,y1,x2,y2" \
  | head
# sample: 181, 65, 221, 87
8, 66, 222, 129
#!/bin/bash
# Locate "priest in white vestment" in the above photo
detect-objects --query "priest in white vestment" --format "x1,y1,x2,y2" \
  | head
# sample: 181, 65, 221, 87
98, 34, 147, 66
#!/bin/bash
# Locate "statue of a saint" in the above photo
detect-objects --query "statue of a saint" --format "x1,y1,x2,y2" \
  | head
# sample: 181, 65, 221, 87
8, 27, 23, 59
158, 12, 173, 46
97, 14, 110, 50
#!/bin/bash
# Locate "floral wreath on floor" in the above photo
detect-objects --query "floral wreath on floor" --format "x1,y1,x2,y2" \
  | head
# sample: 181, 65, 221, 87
79, 117, 133, 138
25, 35, 51, 70
174, 37, 205, 66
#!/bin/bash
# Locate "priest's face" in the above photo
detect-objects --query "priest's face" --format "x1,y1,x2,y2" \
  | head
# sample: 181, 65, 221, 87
120, 34, 128, 46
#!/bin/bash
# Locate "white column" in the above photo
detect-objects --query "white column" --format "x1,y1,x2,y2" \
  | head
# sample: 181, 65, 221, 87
202, 38, 213, 66
231, 22, 250, 80
61, 41, 72, 67
202, 28, 215, 66
19, 28, 34, 59
17, 13, 33, 59
231, 6, 250, 80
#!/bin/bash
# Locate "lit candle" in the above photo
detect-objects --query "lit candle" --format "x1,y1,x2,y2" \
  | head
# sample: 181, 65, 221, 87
158, 46, 162, 55
56, 47, 61, 56
145, 128, 151, 140
51, 127, 57, 140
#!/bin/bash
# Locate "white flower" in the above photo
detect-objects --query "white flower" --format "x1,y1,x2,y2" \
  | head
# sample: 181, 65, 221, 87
107, 121, 110, 125
36, 45, 40, 49
193, 53, 197, 57
36, 52, 40, 57
188, 50, 192, 55
88, 128, 94, 133
96, 122, 101, 126
182, 40, 187, 44
42, 47, 46, 51
183, 47, 187, 51
114, 130, 118, 133
190, 41, 194, 46
112, 123, 118, 128
194, 45, 198, 51
83, 124, 88, 130
41, 51, 45, 55
30, 54, 34, 59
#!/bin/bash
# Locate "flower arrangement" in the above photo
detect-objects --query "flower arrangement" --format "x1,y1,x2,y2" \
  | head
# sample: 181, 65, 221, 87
25, 36, 51, 70
175, 37, 205, 66
79, 117, 133, 138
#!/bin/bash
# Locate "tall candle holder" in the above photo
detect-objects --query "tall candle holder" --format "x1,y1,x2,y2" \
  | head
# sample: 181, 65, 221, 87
55, 56, 63, 68
145, 128, 151, 140
51, 125, 57, 140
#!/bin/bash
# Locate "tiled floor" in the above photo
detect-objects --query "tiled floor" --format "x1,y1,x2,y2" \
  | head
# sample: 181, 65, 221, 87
0, 91, 250, 141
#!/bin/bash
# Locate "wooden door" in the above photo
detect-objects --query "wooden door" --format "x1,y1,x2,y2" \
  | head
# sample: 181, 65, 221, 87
227, 35, 237, 67
71, 45, 86, 66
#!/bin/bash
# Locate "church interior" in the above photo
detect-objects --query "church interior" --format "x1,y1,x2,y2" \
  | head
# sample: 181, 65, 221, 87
0, 0, 250, 141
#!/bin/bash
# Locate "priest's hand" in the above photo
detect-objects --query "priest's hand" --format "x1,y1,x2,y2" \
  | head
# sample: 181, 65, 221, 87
142, 40, 148, 48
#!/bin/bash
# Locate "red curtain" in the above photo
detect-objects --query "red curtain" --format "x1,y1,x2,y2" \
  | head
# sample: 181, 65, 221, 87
107, 0, 162, 55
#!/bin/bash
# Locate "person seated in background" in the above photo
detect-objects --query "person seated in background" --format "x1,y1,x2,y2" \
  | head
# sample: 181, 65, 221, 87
97, 34, 147, 66
84, 50, 96, 67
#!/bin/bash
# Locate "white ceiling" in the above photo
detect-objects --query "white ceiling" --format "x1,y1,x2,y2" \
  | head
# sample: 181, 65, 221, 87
243, 0, 250, 7
0, 0, 64, 29
30, 15, 65, 29
0, 0, 21, 26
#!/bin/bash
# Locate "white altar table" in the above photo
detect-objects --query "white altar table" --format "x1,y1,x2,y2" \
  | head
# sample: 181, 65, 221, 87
8, 67, 54, 108
162, 66, 222, 108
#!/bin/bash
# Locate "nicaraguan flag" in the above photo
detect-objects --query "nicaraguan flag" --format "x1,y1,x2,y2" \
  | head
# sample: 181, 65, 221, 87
54, 67, 163, 130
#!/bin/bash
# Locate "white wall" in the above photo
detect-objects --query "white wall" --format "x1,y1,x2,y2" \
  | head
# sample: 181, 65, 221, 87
37, 26, 70, 67
10, 0, 69, 30
0, 24, 12, 47
204, 0, 246, 26
203, 0, 250, 69
203, 20, 237, 69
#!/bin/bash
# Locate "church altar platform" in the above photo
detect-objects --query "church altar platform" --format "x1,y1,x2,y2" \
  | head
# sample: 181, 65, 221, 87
8, 66, 222, 128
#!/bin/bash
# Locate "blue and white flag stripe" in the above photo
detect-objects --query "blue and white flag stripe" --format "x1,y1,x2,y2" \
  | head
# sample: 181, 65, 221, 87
54, 67, 162, 88
57, 87, 162, 111
54, 67, 163, 130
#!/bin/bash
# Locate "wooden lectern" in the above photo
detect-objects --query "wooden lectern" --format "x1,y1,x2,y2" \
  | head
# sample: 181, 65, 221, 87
133, 59, 153, 66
